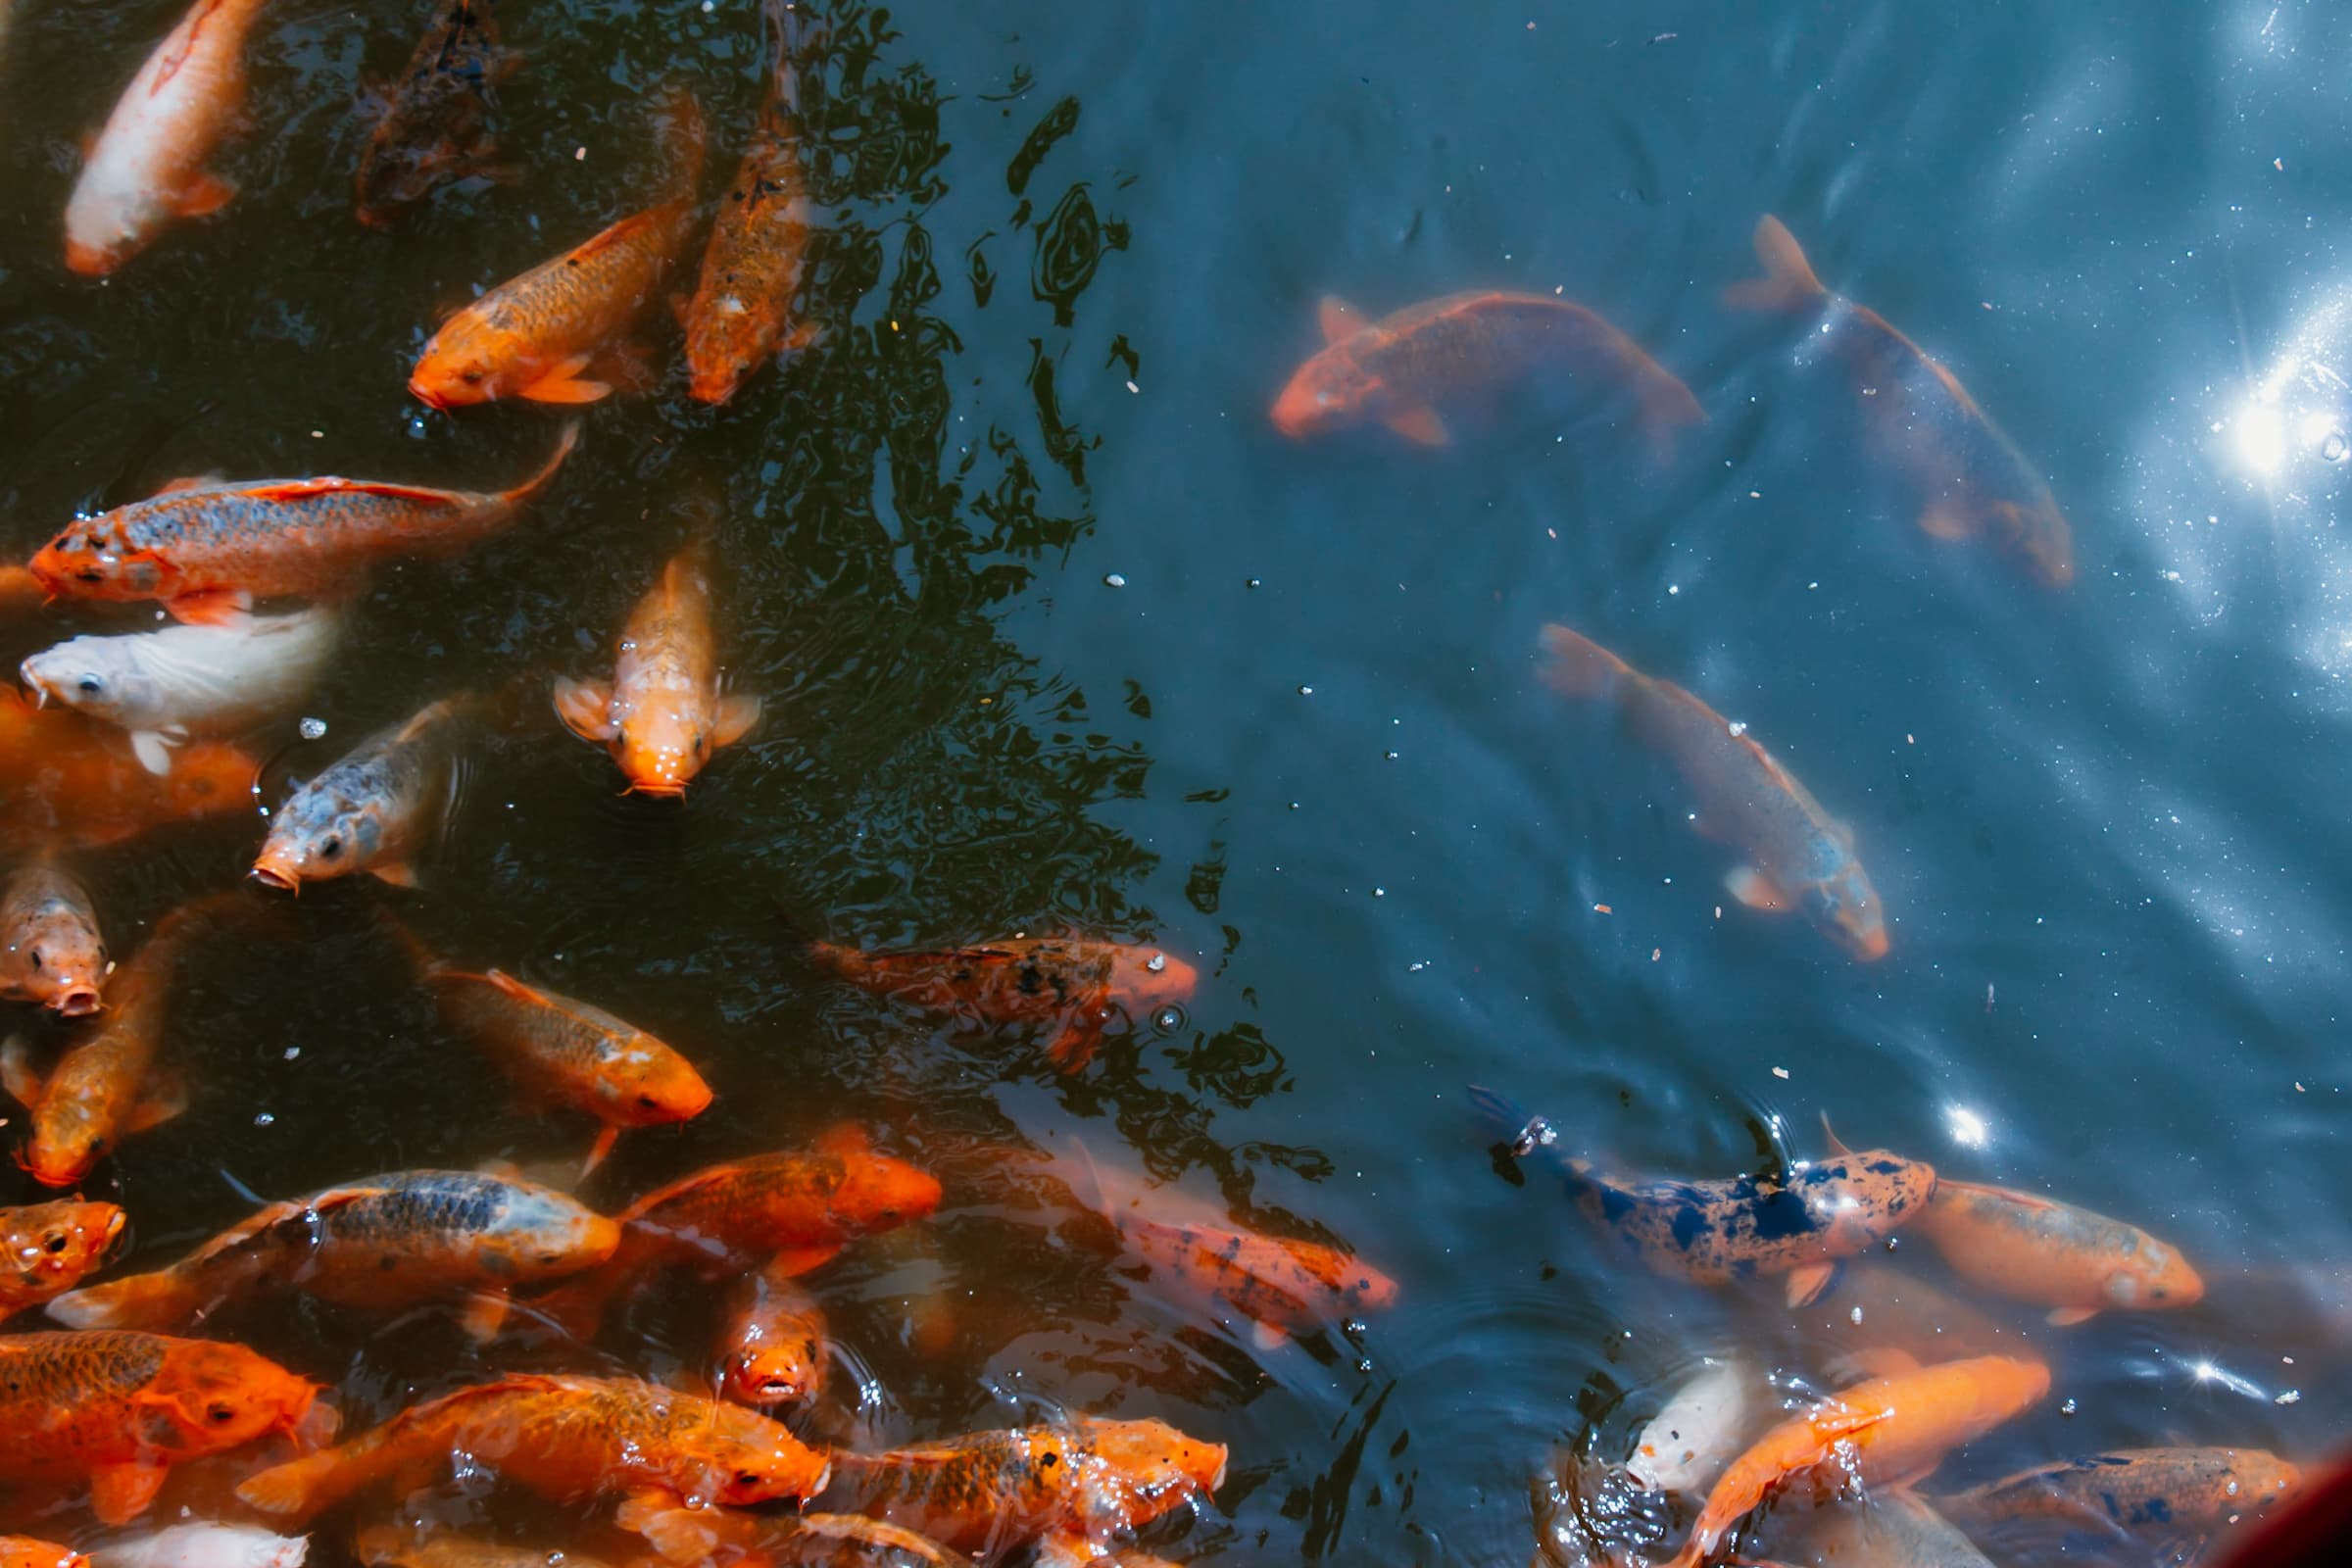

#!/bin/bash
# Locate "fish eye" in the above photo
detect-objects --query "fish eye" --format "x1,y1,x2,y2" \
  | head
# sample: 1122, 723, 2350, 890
636, 1093, 659, 1109
693, 732, 709, 754
76, 569, 103, 584
733, 1470, 763, 1488
461, 370, 483, 385
27, 950, 41, 971
41, 1231, 68, 1254
318, 836, 342, 858
205, 1401, 237, 1424
76, 676, 102, 694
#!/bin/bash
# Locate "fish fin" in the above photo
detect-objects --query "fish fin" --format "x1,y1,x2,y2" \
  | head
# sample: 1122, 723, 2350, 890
1785, 1260, 1837, 1307
1724, 866, 1788, 912
480, 968, 551, 1005
89, 1460, 168, 1525
47, 1270, 200, 1332
292, 1398, 341, 1453
1383, 405, 1450, 447
504, 420, 583, 505
767, 1243, 842, 1277
2046, 1306, 2099, 1327
126, 1079, 188, 1134
166, 589, 253, 626
1045, 1008, 1104, 1073
710, 694, 762, 748
1723, 215, 1826, 312
581, 1124, 620, 1179
589, 341, 659, 398
0, 1037, 46, 1109
519, 355, 610, 405
129, 730, 178, 776
793, 1517, 956, 1568
234, 1451, 339, 1519
1918, 499, 1976, 541
553, 677, 617, 742
168, 172, 239, 219
369, 861, 421, 889
1064, 1136, 1113, 1225
1250, 1318, 1291, 1351
459, 1288, 512, 1342
1537, 622, 1637, 702
150, 473, 225, 496
1817, 1112, 1857, 1160
782, 319, 823, 353
1317, 296, 1358, 345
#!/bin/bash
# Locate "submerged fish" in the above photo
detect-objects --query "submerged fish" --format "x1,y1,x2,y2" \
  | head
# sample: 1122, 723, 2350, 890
1627, 1356, 1755, 1494
49, 1168, 619, 1336
1936, 1446, 2302, 1544
1663, 1354, 2050, 1568
0, 860, 109, 1016
806, 934, 1200, 1071
1070, 1142, 1396, 1351
1725, 215, 2075, 587
1471, 1087, 1933, 1306
0, 568, 44, 616
683, 0, 817, 405
0, 1330, 322, 1525
1271, 291, 1703, 451
251, 695, 465, 891
0, 1201, 126, 1319
716, 1254, 827, 1407
1774, 1491, 1995, 1568
1916, 1176, 2203, 1326
64, 0, 270, 275
0, 690, 256, 853
354, 0, 513, 227
410, 91, 704, 406
28, 426, 578, 626
90, 1526, 308, 1568
554, 538, 760, 797
0, 1540, 85, 1568
425, 967, 712, 1175
235, 1373, 829, 1520
820, 1418, 1228, 1559
1540, 623, 1889, 961
630, 1506, 956, 1568
353, 1530, 614, 1568
22, 608, 341, 775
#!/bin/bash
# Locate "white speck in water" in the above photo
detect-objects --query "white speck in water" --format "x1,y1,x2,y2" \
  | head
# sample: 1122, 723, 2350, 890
2277, 1390, 2302, 1404
574, 146, 587, 161
1407, 960, 1427, 972
1125, 380, 1140, 394
283, 1048, 300, 1061
299, 717, 326, 740
1103, 572, 1126, 588
1385, 751, 1399, 760
1373, 888, 1386, 898
310, 429, 324, 439
2061, 1398, 2078, 1416
1947, 1105, 1989, 1148
1246, 577, 1261, 589
1146, 954, 1166, 973
1298, 685, 1313, 696
1668, 584, 1680, 595
254, 1112, 274, 1127
1849, 1305, 1863, 1325
1727, 720, 1747, 736
1772, 1066, 1789, 1079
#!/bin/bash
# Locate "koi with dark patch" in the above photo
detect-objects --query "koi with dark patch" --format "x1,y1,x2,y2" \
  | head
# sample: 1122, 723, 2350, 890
0, 1202, 125, 1320
1936, 1446, 2303, 1544
355, 0, 514, 227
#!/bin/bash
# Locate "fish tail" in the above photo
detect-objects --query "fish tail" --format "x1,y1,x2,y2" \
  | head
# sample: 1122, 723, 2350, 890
764, 0, 821, 117
502, 420, 583, 507
1538, 624, 1635, 701
650, 83, 708, 197
235, 1444, 370, 1521
1722, 215, 1826, 313
45, 1268, 200, 1332
514, 1259, 624, 1341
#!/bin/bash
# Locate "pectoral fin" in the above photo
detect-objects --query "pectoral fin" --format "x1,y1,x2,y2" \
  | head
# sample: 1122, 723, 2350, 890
88, 1460, 168, 1525
126, 1079, 188, 1134
553, 677, 617, 743
129, 730, 178, 776
2047, 1306, 2099, 1327
519, 355, 611, 405
1918, 500, 1976, 541
459, 1289, 512, 1342
169, 172, 238, 218
768, 1244, 841, 1278
166, 589, 253, 626
580, 1124, 619, 1179
370, 861, 421, 889
1383, 405, 1450, 447
710, 694, 762, 749
1317, 296, 1358, 344
0, 1037, 45, 1109
1785, 1260, 1837, 1307
1250, 1318, 1292, 1351
1725, 865, 1788, 911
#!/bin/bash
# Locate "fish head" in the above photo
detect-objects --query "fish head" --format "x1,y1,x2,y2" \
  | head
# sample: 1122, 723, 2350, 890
21, 1097, 109, 1190
144, 1342, 321, 1456
825, 1139, 944, 1237
1080, 1418, 1229, 1524
597, 1037, 714, 1127
408, 316, 511, 409
1967, 1355, 2053, 1422
28, 522, 159, 601
20, 641, 159, 731
1795, 858, 1889, 962
1271, 346, 1384, 439
481, 1183, 625, 1281
0, 887, 109, 1018
722, 1335, 821, 1407
2105, 1237, 2206, 1311
685, 309, 764, 408
615, 703, 711, 798
1809, 1151, 1937, 1249
2238, 1452, 2306, 1513
251, 783, 386, 891
0, 1200, 126, 1299
164, 744, 261, 825
693, 1413, 831, 1504
1113, 945, 1200, 1011
63, 186, 160, 279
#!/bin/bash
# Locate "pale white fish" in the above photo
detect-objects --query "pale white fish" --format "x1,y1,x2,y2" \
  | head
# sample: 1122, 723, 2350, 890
92, 1526, 309, 1568
1625, 1354, 1755, 1494
64, 0, 272, 275
21, 607, 339, 775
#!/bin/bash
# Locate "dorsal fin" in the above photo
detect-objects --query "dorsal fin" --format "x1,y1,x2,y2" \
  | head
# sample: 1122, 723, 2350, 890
220, 478, 464, 508
1317, 296, 1358, 345
1819, 1112, 1857, 1160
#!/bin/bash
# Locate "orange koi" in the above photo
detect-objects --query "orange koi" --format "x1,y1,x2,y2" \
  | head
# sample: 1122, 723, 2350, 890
28, 424, 578, 626
49, 1168, 618, 1336
0, 1330, 322, 1525
0, 568, 43, 616
1664, 1354, 2050, 1568
235, 1373, 828, 1520
0, 1201, 125, 1319
0, 859, 108, 1017
354, 0, 514, 227
355, 1528, 624, 1568
1541, 624, 1889, 960
820, 1418, 1227, 1559
251, 696, 465, 892
0, 691, 255, 853
423, 965, 710, 1176
805, 934, 1199, 1071
410, 91, 704, 407
1916, 1176, 2203, 1326
64, 0, 269, 275
1070, 1142, 1396, 1350
1271, 291, 1702, 452
1725, 215, 2075, 587
683, 0, 817, 405
629, 1505, 956, 1568
716, 1254, 826, 1407
554, 538, 760, 797
0, 1539, 85, 1568
1936, 1446, 2302, 1543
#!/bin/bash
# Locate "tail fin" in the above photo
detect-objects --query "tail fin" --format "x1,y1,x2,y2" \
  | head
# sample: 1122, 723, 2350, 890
502, 419, 582, 506
46, 1269, 200, 1332
1722, 215, 1825, 313
1538, 624, 1636, 701
1064, 1136, 1114, 1224
650, 84, 708, 199
763, 0, 821, 118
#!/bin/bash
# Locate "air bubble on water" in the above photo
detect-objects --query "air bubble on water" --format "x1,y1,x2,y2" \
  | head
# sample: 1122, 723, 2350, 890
299, 717, 326, 740
1153, 1006, 1183, 1030
254, 1112, 274, 1127
1246, 577, 1261, 589
1298, 685, 1313, 696
283, 1048, 300, 1061
1103, 572, 1126, 588
2325, 431, 2349, 464
1372, 887, 1386, 898
1355, 1358, 1373, 1374
1385, 751, 1399, 760
1344, 1318, 1366, 1335
1407, 960, 1427, 972
2060, 1398, 2078, 1416
1146, 954, 1166, 973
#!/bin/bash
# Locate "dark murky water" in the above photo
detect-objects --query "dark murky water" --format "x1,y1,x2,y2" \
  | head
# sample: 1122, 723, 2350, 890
4, 0, 2352, 1564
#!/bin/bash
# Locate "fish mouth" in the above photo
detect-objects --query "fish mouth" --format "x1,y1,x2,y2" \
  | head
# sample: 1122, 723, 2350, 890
63, 238, 116, 277
50, 988, 102, 1018
623, 781, 687, 799
248, 863, 300, 894
406, 376, 454, 412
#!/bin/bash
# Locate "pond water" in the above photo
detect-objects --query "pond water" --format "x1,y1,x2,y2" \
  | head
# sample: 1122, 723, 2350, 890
2, 0, 2350, 1565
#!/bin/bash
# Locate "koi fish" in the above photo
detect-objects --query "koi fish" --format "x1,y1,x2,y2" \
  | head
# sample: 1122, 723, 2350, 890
0, 894, 233, 1187
554, 539, 760, 796
22, 608, 342, 776
353, 0, 513, 227
0, 1201, 125, 1319
530, 1126, 938, 1336
0, 691, 255, 853
28, 425, 578, 626
1068, 1141, 1396, 1351
251, 695, 466, 891
91, 1526, 308, 1568
683, 0, 817, 405
0, 860, 108, 1016
48, 1168, 619, 1337
629, 1506, 956, 1568
1915, 1176, 2204, 1326
1627, 1355, 1754, 1494
1725, 215, 2075, 587
0, 568, 43, 616
235, 1373, 829, 1521
424, 967, 712, 1175
1809, 1259, 2014, 1371
717, 1254, 827, 1407
1936, 1447, 2302, 1544
805, 934, 1199, 1071
63, 0, 270, 275
1270, 291, 1703, 451
1470, 1086, 1932, 1306
410, 91, 705, 407
1540, 623, 1889, 960
354, 1530, 613, 1568
1663, 1354, 2050, 1568
1775, 1492, 1995, 1568
0, 1540, 85, 1568
819, 1418, 1227, 1558
0, 1330, 322, 1525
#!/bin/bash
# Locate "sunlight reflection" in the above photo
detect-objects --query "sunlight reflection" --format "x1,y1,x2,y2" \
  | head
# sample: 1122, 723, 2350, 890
1945, 1105, 1989, 1149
